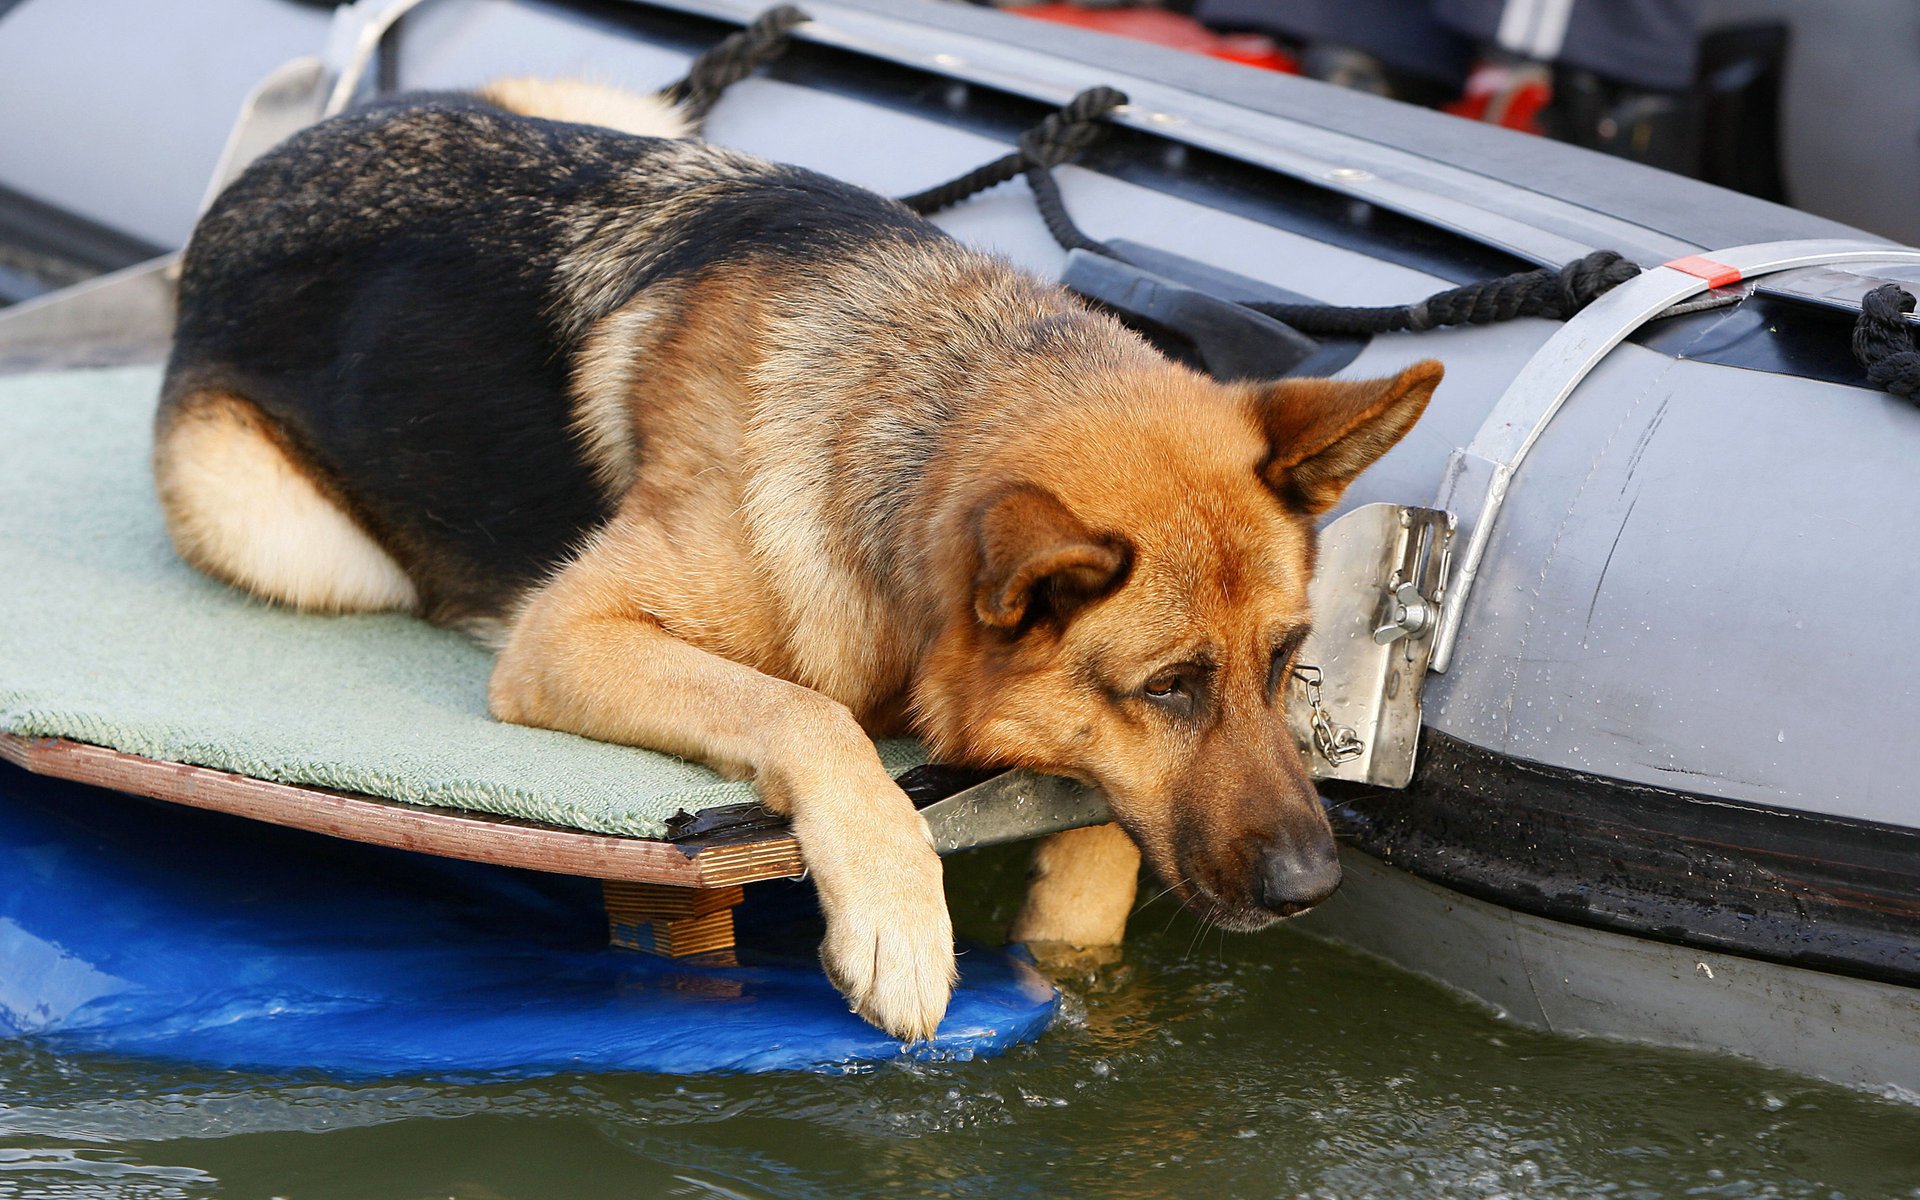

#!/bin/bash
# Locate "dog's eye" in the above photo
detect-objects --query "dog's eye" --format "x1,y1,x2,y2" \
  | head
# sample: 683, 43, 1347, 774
1143, 674, 1184, 699
1142, 670, 1201, 714
1140, 661, 1209, 714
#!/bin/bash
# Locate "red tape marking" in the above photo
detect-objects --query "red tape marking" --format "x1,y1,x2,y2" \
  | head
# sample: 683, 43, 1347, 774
1664, 255, 1743, 288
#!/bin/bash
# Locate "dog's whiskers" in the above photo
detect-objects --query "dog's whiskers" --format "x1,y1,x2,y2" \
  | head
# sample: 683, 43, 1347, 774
1149, 876, 1195, 937
1135, 877, 1184, 914
1183, 900, 1221, 962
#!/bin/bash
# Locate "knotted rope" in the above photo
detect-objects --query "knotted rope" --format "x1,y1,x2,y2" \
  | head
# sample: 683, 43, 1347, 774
662, 5, 811, 129
674, 32, 1914, 392
1851, 283, 1920, 402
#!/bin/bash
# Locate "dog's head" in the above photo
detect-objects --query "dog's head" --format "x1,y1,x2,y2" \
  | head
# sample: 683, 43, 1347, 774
919, 358, 1441, 930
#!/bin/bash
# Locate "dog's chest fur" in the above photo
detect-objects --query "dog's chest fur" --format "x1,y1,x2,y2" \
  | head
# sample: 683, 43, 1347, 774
583, 245, 1136, 722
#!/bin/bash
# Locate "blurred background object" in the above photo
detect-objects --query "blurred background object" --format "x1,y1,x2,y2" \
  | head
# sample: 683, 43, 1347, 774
0, 0, 1916, 303
992, 0, 1920, 245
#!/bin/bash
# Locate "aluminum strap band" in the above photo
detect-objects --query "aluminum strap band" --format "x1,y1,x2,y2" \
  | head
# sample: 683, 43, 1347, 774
1430, 238, 1920, 673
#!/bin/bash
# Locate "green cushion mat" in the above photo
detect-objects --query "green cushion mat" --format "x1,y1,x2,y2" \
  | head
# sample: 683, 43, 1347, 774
0, 366, 925, 838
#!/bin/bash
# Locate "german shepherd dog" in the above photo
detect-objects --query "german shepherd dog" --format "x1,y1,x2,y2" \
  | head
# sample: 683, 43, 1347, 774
154, 80, 1441, 1040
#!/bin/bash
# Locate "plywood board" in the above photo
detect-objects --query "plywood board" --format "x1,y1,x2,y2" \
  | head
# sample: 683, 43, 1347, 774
0, 732, 803, 888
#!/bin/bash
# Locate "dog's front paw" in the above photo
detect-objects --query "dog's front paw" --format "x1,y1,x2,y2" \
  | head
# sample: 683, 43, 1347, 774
812, 824, 957, 1042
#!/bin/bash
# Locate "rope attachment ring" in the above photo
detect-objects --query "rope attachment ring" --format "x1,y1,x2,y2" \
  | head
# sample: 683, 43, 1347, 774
1016, 85, 1131, 168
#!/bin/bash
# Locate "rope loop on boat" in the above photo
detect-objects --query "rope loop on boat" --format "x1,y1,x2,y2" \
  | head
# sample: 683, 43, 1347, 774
1018, 159, 1114, 256
663, 4, 811, 128
1851, 284, 1920, 401
1245, 251, 1643, 337
1017, 86, 1133, 168
898, 86, 1129, 225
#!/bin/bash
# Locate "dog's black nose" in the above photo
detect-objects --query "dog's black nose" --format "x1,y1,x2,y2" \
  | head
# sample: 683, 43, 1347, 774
1255, 837, 1341, 916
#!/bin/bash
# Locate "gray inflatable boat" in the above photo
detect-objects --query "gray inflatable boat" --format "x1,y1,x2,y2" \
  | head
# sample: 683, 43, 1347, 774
1, 0, 1916, 1093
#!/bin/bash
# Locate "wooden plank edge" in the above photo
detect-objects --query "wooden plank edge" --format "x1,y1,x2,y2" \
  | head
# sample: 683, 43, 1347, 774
0, 732, 804, 888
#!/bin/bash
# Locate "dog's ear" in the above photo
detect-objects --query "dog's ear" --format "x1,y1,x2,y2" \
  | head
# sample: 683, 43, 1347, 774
973, 485, 1131, 630
1252, 359, 1443, 514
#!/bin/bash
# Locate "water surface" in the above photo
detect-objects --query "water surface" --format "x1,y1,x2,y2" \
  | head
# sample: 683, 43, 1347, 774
4, 845, 1917, 1199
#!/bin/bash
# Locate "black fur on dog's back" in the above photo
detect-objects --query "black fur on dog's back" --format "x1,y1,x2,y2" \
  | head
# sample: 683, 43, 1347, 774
163, 99, 947, 622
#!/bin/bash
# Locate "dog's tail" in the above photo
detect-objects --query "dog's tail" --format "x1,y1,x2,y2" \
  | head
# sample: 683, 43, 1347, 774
475, 78, 696, 139
477, 6, 809, 140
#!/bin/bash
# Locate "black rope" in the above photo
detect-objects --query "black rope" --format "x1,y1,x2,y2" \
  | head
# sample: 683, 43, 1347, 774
899, 86, 1129, 217
661, 5, 810, 128
1852, 283, 1920, 402
1247, 251, 1643, 336
899, 86, 1647, 340
1019, 162, 1112, 257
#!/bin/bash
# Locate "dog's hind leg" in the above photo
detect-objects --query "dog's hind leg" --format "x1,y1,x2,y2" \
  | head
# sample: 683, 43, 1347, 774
1010, 823, 1141, 958
154, 390, 417, 614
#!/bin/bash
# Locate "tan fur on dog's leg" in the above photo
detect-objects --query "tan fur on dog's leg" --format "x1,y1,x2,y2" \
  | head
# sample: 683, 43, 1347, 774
1010, 822, 1140, 950
491, 546, 956, 1041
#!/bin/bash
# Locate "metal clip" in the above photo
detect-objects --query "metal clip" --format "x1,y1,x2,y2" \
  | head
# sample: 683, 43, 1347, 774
1372, 510, 1444, 646
1372, 581, 1435, 645
1292, 665, 1365, 766
1286, 504, 1452, 787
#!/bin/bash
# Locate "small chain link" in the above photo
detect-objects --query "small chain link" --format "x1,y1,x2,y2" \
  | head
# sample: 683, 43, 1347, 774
1292, 665, 1365, 766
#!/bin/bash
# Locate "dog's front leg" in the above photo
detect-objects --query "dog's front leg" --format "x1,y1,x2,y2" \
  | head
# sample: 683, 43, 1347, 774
489, 580, 956, 1042
1010, 823, 1140, 954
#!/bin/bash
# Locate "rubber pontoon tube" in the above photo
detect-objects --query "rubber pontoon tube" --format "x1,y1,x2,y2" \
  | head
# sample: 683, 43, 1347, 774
1429, 238, 1920, 673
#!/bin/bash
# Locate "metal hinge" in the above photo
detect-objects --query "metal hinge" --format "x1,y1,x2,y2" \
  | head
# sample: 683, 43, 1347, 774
1286, 503, 1454, 788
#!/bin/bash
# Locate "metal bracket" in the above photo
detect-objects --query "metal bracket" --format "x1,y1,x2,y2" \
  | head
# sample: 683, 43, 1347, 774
1429, 238, 1920, 673
200, 56, 331, 212
919, 770, 1110, 855
1287, 502, 1454, 788
661, 766, 1112, 855
0, 254, 178, 363
321, 0, 437, 117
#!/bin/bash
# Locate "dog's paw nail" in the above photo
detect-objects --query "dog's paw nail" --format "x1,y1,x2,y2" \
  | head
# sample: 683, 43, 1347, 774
818, 876, 956, 1042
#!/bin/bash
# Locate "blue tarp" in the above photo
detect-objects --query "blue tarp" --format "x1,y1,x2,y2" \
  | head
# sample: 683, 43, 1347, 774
0, 762, 1056, 1076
